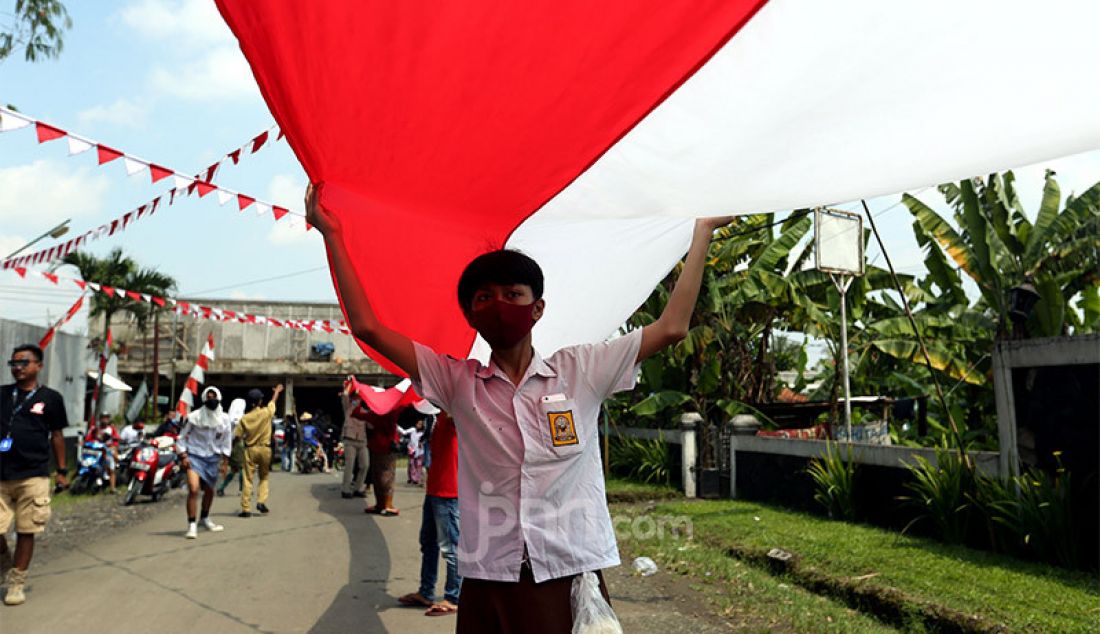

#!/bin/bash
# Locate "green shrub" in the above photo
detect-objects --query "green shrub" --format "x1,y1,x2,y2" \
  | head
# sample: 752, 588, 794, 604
609, 434, 672, 486
900, 445, 974, 544
805, 441, 856, 520
992, 454, 1076, 568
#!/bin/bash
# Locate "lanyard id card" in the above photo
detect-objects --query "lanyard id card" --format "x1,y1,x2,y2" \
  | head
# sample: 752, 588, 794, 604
3, 386, 40, 452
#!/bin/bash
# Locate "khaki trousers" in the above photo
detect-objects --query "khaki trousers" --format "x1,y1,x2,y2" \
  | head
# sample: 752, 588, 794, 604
341, 438, 369, 494
241, 446, 271, 512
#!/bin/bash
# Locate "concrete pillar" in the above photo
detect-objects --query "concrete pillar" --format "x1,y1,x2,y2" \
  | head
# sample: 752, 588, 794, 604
285, 376, 296, 418
680, 412, 702, 498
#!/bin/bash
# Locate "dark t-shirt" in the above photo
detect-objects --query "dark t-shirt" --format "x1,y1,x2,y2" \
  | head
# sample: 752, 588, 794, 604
0, 383, 68, 480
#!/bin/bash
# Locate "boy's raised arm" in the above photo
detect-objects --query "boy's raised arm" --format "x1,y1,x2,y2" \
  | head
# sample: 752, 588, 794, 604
306, 183, 420, 381
638, 216, 733, 363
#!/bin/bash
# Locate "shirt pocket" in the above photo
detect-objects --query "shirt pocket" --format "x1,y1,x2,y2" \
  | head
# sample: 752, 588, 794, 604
538, 398, 584, 458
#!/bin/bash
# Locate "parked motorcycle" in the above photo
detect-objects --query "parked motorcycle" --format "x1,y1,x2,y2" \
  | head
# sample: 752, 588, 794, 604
69, 441, 110, 495
122, 436, 181, 505
116, 440, 142, 487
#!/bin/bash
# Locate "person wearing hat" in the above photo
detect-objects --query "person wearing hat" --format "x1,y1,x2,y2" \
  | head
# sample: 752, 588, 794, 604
236, 385, 283, 517
299, 412, 329, 472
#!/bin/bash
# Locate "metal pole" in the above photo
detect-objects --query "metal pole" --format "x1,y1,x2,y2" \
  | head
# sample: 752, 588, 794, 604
3, 218, 70, 260
832, 274, 853, 441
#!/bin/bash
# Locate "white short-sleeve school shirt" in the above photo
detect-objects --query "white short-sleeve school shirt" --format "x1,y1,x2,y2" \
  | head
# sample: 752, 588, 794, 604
412, 327, 642, 583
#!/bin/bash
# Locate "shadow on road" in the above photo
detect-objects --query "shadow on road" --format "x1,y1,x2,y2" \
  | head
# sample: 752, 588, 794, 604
308, 482, 392, 633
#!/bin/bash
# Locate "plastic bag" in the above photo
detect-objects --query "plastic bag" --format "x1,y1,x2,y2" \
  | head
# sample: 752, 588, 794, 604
632, 556, 658, 576
570, 571, 623, 634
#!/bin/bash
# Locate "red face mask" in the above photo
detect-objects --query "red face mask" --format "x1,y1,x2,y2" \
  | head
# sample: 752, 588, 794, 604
467, 300, 537, 349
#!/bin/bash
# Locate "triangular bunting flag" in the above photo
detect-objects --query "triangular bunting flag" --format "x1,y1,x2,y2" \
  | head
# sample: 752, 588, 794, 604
152, 296, 166, 307
196, 181, 216, 197
250, 130, 269, 153
101, 285, 115, 297
126, 291, 143, 301
35, 122, 66, 143
216, 190, 233, 205
73, 280, 87, 291
67, 137, 93, 155
96, 145, 123, 164
237, 194, 255, 210
42, 273, 59, 285
228, 149, 241, 164
272, 206, 289, 220
149, 164, 172, 183
0, 112, 32, 132
123, 156, 146, 176
255, 202, 271, 217
173, 175, 193, 189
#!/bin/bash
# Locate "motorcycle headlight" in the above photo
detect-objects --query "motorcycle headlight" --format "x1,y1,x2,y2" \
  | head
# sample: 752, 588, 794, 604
81, 456, 97, 467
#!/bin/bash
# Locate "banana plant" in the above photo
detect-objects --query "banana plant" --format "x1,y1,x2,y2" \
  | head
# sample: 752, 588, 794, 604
904, 171, 1100, 338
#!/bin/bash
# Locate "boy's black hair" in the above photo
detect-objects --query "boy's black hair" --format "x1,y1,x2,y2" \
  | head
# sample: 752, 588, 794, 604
12, 343, 43, 362
457, 249, 544, 311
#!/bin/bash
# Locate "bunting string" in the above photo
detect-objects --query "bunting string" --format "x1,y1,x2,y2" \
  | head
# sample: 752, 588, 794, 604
0, 107, 308, 271
7, 267, 351, 336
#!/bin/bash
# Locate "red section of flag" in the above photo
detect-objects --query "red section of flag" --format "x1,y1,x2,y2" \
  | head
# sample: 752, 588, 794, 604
126, 291, 143, 301
196, 181, 216, 197
272, 206, 289, 220
149, 164, 173, 183
35, 122, 66, 143
229, 149, 241, 164
96, 145, 123, 164
152, 296, 166, 307
216, 0, 763, 369
73, 280, 87, 290
101, 285, 115, 297
237, 194, 255, 210
41, 272, 59, 285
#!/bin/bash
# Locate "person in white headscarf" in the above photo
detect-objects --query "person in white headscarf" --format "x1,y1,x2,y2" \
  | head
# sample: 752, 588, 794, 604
178, 386, 233, 539
217, 399, 247, 497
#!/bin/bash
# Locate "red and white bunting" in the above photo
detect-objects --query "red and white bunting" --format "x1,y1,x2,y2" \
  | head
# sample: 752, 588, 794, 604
177, 334, 215, 416
7, 267, 351, 336
0, 108, 303, 271
38, 294, 86, 350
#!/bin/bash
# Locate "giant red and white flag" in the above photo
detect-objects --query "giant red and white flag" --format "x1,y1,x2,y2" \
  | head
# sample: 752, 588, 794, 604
216, 1, 1100, 366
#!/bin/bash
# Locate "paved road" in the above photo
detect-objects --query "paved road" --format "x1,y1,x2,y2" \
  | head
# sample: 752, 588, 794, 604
7, 471, 454, 633
5, 471, 724, 633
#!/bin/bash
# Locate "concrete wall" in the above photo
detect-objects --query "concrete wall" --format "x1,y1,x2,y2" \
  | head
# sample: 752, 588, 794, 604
0, 318, 87, 431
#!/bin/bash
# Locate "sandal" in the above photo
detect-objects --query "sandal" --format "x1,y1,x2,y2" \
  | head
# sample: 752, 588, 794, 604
425, 601, 458, 616
379, 508, 399, 516
398, 593, 432, 608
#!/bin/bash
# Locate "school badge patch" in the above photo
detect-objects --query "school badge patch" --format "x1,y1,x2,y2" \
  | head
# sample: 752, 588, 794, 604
547, 410, 578, 447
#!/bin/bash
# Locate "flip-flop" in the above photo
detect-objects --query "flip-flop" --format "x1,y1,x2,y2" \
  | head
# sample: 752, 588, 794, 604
364, 506, 381, 514
425, 603, 458, 617
379, 508, 400, 517
398, 593, 433, 608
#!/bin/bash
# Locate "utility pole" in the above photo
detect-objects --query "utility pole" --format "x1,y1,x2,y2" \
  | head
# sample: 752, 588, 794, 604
150, 310, 160, 418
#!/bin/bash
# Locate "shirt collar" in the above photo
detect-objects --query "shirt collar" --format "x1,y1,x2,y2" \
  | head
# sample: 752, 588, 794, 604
475, 348, 558, 383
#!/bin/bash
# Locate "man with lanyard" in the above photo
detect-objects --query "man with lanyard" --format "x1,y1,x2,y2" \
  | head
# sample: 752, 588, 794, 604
0, 344, 68, 606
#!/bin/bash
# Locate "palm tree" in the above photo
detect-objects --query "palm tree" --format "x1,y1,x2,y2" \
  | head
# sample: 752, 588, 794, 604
62, 248, 176, 422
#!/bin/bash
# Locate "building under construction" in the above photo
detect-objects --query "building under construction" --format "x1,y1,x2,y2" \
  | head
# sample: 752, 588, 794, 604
92, 298, 396, 422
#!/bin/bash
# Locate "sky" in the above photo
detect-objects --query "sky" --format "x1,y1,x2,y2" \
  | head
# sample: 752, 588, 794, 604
2, 0, 1099, 339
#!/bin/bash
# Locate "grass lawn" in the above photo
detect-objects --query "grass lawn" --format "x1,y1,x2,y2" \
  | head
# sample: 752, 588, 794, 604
627, 498, 1099, 632
604, 475, 679, 501
614, 513, 898, 632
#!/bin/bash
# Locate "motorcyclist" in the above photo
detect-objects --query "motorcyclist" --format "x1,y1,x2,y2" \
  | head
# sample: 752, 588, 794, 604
84, 414, 120, 493
300, 413, 328, 472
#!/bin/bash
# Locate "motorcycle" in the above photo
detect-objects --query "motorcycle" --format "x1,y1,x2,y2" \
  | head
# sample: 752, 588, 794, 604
296, 442, 325, 474
122, 436, 181, 506
333, 442, 346, 472
116, 439, 142, 487
69, 441, 110, 495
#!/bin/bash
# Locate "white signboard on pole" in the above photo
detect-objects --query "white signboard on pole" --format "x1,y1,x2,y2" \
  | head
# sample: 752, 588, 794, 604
814, 209, 864, 275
